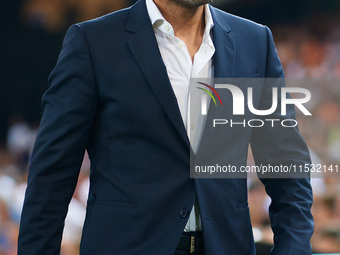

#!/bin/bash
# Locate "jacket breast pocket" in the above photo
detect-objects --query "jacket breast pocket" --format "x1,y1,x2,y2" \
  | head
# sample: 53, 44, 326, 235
232, 72, 262, 92
236, 201, 249, 209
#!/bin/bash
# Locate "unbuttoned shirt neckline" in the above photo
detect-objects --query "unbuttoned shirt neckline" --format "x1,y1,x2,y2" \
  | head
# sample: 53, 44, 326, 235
148, 2, 214, 76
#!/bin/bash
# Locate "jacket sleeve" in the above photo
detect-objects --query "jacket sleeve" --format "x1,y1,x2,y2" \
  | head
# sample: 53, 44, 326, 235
250, 26, 314, 255
18, 24, 98, 254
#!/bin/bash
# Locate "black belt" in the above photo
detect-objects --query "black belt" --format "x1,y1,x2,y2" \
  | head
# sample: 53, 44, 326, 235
176, 232, 203, 254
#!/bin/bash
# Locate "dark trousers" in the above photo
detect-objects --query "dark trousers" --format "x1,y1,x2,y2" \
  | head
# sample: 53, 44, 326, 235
174, 232, 204, 255
174, 250, 204, 255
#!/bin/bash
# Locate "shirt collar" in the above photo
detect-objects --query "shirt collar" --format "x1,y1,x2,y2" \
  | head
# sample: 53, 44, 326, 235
145, 0, 214, 36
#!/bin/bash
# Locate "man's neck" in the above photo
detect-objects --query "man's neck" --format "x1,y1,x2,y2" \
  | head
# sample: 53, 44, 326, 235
153, 0, 206, 60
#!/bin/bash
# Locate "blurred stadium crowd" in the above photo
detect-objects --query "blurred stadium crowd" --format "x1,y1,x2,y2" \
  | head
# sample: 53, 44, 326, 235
1, 0, 340, 254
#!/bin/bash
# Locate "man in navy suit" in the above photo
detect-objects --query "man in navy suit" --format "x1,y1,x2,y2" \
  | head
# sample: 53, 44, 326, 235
18, 0, 314, 254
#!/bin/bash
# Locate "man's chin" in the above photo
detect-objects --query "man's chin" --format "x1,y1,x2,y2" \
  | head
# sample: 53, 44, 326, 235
168, 0, 213, 9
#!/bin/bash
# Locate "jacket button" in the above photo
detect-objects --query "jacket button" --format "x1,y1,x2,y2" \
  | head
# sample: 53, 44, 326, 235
179, 209, 189, 218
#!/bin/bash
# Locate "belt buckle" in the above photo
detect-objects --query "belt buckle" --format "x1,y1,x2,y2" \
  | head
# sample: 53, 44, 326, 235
190, 236, 195, 254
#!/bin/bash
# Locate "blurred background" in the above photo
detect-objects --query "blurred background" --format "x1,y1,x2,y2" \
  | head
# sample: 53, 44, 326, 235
1, 0, 340, 254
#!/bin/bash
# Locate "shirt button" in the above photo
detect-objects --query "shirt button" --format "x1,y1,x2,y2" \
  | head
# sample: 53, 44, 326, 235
191, 124, 195, 130
178, 42, 184, 48
165, 25, 170, 31
179, 209, 189, 218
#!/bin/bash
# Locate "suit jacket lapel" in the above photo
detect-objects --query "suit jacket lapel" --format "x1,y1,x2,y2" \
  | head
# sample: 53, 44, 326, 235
195, 6, 237, 155
126, 0, 190, 150
210, 6, 236, 79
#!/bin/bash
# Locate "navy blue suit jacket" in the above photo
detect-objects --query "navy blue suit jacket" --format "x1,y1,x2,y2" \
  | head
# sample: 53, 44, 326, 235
18, 0, 314, 254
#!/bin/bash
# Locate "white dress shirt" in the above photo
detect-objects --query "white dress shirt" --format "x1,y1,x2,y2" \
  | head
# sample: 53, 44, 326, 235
146, 0, 215, 232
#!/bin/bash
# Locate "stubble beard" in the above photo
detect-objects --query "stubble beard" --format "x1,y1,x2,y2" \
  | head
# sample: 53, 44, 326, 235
168, 0, 213, 9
